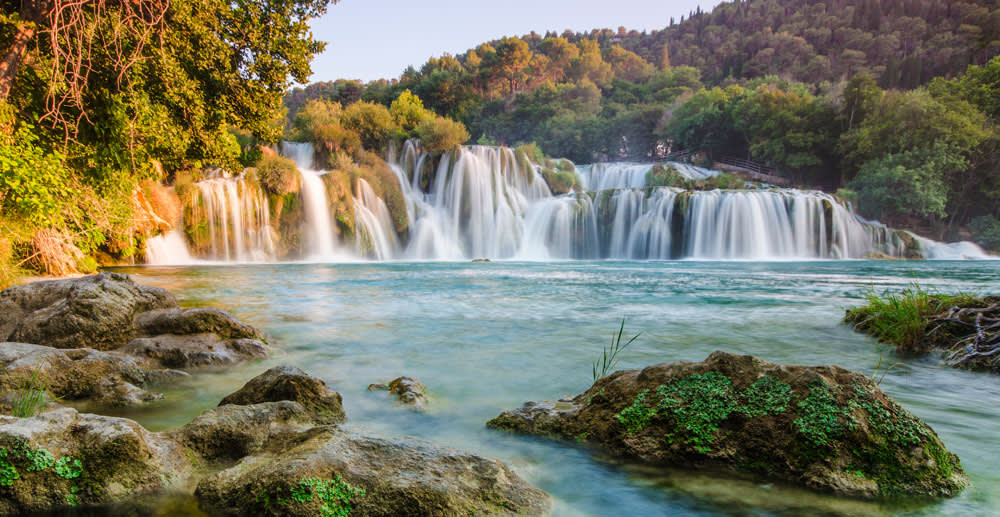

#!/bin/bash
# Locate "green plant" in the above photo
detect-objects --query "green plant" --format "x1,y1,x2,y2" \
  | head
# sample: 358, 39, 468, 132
54, 457, 83, 479
0, 448, 18, 486
6, 367, 49, 418
794, 381, 848, 448
869, 348, 911, 385
617, 389, 657, 434
655, 372, 736, 452
592, 318, 641, 381
288, 476, 366, 517
737, 375, 793, 417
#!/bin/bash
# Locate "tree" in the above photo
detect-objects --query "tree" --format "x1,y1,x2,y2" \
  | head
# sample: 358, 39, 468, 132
848, 144, 960, 223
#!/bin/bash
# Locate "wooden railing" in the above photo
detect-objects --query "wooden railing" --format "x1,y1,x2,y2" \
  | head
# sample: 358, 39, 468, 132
716, 156, 776, 176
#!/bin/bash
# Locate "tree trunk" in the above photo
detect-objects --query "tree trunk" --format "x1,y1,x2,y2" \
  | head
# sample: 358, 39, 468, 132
0, 23, 36, 101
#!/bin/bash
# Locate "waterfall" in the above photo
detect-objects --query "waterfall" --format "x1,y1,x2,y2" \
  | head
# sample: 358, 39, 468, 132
194, 173, 275, 262
354, 178, 401, 259
281, 142, 344, 260
145, 229, 197, 265
145, 139, 989, 264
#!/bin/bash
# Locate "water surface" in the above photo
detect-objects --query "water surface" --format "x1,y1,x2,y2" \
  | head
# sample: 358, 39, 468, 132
111, 260, 1000, 516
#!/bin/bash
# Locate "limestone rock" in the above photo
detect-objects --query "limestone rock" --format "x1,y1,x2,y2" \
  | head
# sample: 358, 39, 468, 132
488, 351, 968, 499
0, 408, 192, 514
195, 427, 552, 516
122, 334, 269, 369
219, 366, 345, 425
0, 272, 177, 350
367, 376, 428, 410
0, 342, 160, 407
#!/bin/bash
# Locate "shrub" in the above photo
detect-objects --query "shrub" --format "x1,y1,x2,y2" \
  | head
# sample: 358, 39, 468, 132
389, 90, 431, 131
257, 155, 300, 195
415, 116, 470, 153
969, 216, 1000, 252
341, 101, 398, 151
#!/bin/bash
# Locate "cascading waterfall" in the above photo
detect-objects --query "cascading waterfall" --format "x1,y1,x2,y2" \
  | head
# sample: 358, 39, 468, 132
193, 173, 275, 262
354, 178, 401, 259
145, 229, 197, 265
145, 139, 990, 264
281, 142, 344, 260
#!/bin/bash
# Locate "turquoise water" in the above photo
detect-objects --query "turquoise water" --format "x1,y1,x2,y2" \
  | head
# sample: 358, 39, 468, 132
111, 260, 1000, 516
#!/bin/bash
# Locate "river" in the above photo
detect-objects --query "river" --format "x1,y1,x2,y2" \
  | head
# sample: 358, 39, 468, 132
110, 259, 1000, 516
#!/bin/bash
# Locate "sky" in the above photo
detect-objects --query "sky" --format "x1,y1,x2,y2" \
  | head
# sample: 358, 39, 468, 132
306, 0, 723, 83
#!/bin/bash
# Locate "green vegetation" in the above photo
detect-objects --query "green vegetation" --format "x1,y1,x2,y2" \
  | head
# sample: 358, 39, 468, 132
256, 155, 300, 196
794, 381, 849, 448
646, 164, 746, 190
0, 440, 84, 504
616, 372, 792, 453
256, 475, 366, 517
592, 319, 641, 381
4, 367, 49, 418
844, 284, 981, 353
282, 0, 1000, 240
0, 0, 335, 277
970, 216, 1000, 252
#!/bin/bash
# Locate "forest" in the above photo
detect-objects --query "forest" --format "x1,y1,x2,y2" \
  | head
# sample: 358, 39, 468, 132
287, 0, 1000, 245
2, 0, 1000, 287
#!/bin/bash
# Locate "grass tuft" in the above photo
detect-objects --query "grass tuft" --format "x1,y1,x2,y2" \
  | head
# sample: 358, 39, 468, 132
593, 318, 641, 381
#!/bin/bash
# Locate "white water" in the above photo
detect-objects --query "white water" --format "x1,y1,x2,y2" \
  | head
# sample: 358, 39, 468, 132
145, 229, 197, 265
281, 142, 345, 260
145, 140, 992, 264
194, 173, 275, 262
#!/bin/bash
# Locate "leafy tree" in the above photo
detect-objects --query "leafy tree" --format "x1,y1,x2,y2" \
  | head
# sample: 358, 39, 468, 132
848, 144, 963, 222
390, 89, 431, 131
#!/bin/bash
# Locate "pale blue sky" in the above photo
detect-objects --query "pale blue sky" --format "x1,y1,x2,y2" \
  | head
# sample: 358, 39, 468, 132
307, 0, 723, 83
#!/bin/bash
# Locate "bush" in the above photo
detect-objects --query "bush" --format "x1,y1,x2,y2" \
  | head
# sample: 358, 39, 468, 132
542, 168, 579, 195
341, 101, 398, 151
969, 216, 1000, 252
257, 155, 300, 195
390, 90, 431, 131
646, 165, 745, 190
415, 116, 470, 153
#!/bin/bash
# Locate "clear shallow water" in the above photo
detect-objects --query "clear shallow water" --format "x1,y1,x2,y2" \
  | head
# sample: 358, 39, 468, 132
109, 260, 1000, 516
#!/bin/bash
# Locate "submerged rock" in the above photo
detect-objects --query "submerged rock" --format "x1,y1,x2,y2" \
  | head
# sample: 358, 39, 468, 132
0, 365, 550, 516
0, 408, 192, 515
488, 351, 967, 499
367, 376, 428, 410
219, 366, 346, 425
0, 272, 177, 350
133, 307, 264, 342
195, 426, 552, 517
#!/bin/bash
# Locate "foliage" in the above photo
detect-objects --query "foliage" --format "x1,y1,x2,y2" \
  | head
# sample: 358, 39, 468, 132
592, 319, 641, 381
969, 216, 1000, 252
844, 283, 981, 353
340, 101, 398, 151
615, 372, 793, 453
0, 440, 84, 502
0, 106, 75, 225
4, 367, 49, 418
390, 89, 431, 131
794, 381, 849, 448
848, 146, 957, 222
414, 116, 470, 153
258, 475, 365, 517
256, 155, 300, 195
646, 164, 745, 190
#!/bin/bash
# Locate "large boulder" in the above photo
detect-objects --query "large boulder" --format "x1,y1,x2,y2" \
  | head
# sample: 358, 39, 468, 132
0, 342, 160, 407
0, 274, 269, 371
122, 334, 269, 369
219, 366, 345, 425
0, 408, 192, 514
195, 427, 552, 516
488, 351, 968, 499
172, 401, 319, 461
0, 272, 177, 350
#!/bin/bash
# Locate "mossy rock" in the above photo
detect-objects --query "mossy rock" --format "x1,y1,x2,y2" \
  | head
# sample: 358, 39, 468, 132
488, 351, 967, 500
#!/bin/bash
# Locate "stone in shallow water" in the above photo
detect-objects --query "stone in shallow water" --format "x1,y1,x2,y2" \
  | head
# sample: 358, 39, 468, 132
367, 376, 429, 410
488, 351, 968, 499
195, 426, 552, 517
219, 365, 346, 425
0, 272, 177, 350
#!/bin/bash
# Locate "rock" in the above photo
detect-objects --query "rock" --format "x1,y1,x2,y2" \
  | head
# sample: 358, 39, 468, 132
143, 369, 192, 384
194, 426, 552, 517
0, 342, 161, 408
0, 272, 177, 350
219, 366, 345, 425
171, 401, 318, 461
133, 307, 264, 342
0, 408, 192, 515
122, 334, 269, 369
488, 351, 968, 499
367, 376, 428, 410
472, 258, 491, 263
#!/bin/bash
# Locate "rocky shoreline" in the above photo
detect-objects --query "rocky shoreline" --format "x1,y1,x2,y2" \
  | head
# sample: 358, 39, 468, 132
0, 274, 973, 514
